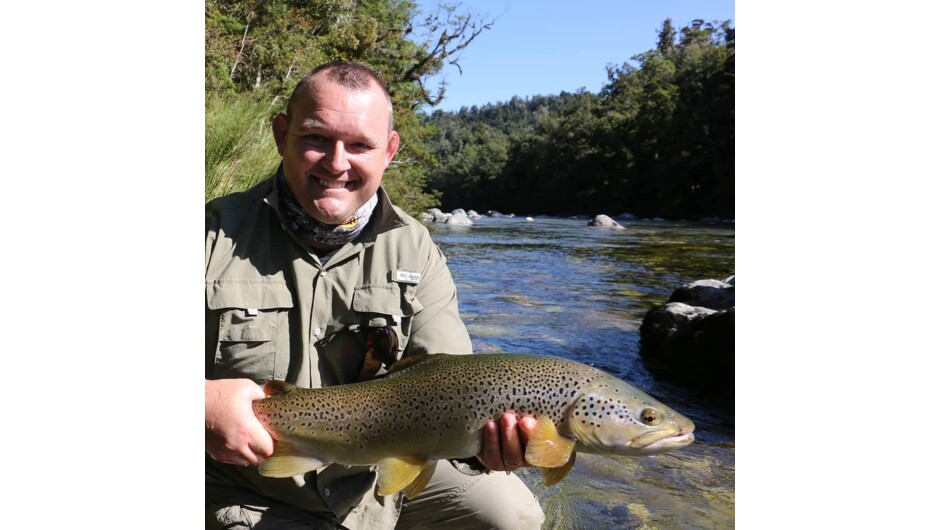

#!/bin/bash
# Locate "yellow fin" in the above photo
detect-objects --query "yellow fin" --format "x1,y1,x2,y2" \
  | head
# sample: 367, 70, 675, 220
401, 461, 438, 500
377, 456, 427, 496
541, 451, 576, 486
257, 442, 326, 478
525, 416, 576, 468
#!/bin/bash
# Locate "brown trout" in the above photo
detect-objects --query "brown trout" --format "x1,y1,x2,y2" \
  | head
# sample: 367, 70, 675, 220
252, 353, 695, 498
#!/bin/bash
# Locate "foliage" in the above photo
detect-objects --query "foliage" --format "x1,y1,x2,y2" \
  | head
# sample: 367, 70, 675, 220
423, 18, 735, 219
205, 91, 281, 202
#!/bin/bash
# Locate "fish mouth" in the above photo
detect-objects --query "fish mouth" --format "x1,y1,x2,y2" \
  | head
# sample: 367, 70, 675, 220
629, 429, 695, 454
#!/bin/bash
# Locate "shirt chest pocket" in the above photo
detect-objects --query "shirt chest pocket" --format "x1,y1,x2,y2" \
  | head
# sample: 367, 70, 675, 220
207, 280, 294, 384
351, 283, 423, 334
316, 283, 424, 387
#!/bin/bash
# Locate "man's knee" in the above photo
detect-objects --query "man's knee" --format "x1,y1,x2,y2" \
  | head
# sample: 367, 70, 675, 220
398, 462, 545, 530
459, 471, 544, 530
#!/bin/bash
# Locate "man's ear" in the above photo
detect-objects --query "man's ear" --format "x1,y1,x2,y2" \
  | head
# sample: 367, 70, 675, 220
384, 131, 400, 167
272, 114, 289, 156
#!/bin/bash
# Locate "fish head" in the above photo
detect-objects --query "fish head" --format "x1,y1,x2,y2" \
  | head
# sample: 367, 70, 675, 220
565, 383, 695, 457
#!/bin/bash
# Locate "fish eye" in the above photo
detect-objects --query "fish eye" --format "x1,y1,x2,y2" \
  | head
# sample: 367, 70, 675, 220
640, 408, 660, 425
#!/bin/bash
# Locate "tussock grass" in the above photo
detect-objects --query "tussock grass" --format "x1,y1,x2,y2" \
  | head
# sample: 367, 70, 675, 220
205, 92, 281, 202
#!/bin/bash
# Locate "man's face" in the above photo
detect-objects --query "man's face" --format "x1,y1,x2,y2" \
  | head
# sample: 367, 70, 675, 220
273, 77, 399, 225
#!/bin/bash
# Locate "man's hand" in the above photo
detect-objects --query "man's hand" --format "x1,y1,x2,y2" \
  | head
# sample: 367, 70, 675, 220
478, 412, 538, 472
205, 379, 275, 466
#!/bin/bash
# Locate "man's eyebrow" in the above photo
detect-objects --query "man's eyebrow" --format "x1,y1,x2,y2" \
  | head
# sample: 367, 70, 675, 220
294, 120, 384, 145
296, 118, 326, 131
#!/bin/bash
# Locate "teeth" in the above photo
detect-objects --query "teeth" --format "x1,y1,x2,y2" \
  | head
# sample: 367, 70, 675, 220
319, 180, 347, 189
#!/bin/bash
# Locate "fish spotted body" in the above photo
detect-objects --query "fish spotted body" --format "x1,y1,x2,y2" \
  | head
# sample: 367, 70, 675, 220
252, 353, 695, 498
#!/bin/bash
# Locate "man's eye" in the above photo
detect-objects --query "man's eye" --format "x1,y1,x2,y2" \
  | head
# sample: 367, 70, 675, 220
304, 134, 328, 143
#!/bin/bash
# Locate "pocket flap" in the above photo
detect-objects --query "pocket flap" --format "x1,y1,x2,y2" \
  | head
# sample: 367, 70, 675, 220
206, 280, 294, 311
352, 284, 422, 316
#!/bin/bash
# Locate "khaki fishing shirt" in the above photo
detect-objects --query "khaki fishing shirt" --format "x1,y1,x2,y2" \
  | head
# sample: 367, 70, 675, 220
205, 175, 473, 524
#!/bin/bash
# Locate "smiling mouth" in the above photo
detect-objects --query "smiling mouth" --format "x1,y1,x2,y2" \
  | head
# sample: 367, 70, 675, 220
319, 179, 357, 190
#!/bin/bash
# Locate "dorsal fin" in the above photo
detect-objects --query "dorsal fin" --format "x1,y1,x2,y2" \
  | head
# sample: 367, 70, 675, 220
262, 380, 301, 397
385, 353, 448, 375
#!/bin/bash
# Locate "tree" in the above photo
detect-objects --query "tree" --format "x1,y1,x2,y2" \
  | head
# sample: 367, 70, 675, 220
657, 18, 677, 56
422, 18, 735, 219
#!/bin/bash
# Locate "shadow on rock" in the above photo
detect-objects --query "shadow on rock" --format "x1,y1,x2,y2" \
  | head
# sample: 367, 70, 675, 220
639, 277, 734, 400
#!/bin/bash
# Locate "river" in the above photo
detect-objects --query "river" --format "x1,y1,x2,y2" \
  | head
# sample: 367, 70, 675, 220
429, 216, 735, 529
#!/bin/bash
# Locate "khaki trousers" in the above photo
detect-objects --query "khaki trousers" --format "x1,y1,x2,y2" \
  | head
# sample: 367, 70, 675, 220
207, 461, 545, 530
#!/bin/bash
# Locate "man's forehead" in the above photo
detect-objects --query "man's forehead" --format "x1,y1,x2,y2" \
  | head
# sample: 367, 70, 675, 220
291, 77, 391, 130
301, 76, 384, 107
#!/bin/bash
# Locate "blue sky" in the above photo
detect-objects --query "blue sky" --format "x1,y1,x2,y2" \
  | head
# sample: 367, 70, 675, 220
414, 0, 735, 112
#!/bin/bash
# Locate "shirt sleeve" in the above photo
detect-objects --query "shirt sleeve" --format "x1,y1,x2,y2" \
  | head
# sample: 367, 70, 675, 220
205, 206, 221, 376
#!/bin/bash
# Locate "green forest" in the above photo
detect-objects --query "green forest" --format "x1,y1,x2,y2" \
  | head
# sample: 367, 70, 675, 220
206, 0, 734, 220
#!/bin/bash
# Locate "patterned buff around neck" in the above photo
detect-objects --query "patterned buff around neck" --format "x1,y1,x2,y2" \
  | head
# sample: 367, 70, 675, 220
277, 173, 378, 249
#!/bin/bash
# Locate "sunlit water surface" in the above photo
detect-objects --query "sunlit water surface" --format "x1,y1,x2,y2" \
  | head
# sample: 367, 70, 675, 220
429, 217, 735, 529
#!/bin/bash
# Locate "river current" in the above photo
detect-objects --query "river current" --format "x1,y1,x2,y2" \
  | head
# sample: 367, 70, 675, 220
429, 216, 735, 529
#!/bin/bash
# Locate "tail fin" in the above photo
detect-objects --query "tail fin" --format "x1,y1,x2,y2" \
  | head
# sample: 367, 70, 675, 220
262, 380, 300, 397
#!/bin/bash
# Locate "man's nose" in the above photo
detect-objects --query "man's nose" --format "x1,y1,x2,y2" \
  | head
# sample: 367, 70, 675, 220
325, 141, 351, 173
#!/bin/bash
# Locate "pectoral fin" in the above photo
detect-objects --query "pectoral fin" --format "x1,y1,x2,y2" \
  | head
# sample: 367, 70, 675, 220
541, 451, 576, 486
257, 442, 327, 478
377, 456, 428, 496
401, 461, 438, 499
525, 416, 576, 468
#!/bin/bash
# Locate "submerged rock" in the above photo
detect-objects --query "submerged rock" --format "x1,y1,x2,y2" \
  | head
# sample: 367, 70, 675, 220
639, 278, 734, 397
488, 210, 515, 218
587, 214, 626, 229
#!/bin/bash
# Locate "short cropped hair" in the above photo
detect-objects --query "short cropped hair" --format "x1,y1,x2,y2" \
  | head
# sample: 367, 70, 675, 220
285, 61, 394, 132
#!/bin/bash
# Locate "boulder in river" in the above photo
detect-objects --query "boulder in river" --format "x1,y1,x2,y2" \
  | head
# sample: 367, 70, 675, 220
426, 208, 450, 223
444, 212, 474, 225
587, 214, 626, 229
639, 277, 734, 397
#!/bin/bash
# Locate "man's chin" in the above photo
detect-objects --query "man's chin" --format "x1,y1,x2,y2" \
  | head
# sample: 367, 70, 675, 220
305, 199, 355, 225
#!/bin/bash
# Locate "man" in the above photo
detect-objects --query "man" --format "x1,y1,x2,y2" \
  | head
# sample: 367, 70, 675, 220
205, 61, 545, 529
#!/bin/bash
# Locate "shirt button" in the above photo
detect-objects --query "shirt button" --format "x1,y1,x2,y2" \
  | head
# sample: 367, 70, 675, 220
315, 327, 322, 336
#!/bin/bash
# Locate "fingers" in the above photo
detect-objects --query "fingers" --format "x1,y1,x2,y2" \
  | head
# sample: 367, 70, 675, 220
478, 419, 504, 471
246, 420, 275, 464
205, 378, 275, 467
477, 412, 535, 472
500, 413, 525, 471
245, 387, 275, 462
518, 415, 537, 444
